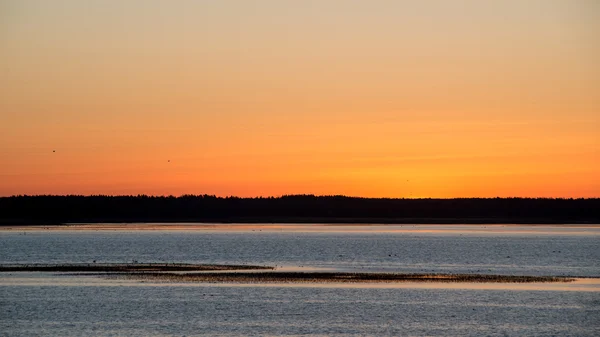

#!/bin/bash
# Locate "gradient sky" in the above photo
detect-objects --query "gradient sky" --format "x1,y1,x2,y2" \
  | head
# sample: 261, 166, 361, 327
1, 0, 598, 197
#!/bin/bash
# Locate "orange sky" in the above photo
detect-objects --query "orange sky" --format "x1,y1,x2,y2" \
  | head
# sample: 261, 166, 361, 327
1, 1, 598, 197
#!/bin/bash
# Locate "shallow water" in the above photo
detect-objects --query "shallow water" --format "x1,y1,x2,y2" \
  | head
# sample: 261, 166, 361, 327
2, 280, 599, 336
2, 224, 599, 276
1, 224, 599, 336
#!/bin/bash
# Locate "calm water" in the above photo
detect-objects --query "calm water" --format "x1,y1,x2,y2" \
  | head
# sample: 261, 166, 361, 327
1, 224, 599, 336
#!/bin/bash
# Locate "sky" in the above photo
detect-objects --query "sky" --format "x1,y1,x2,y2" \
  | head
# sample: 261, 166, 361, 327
1, 0, 598, 198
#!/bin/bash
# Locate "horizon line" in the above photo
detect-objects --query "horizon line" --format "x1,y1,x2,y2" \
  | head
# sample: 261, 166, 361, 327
2, 194, 599, 200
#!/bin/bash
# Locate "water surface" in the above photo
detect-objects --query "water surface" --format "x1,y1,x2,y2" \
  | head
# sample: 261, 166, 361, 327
1, 224, 599, 336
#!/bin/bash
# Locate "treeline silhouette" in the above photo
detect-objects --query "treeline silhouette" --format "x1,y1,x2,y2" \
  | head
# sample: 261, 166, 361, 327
1, 195, 599, 225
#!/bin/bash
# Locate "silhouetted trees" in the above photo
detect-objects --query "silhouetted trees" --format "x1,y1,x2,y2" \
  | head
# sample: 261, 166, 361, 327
0, 195, 598, 224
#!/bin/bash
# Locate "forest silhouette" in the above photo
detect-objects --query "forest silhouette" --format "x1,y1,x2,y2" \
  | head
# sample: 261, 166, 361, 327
1, 195, 598, 225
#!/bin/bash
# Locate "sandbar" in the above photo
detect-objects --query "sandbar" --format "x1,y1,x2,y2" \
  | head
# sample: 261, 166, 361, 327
0, 263, 273, 273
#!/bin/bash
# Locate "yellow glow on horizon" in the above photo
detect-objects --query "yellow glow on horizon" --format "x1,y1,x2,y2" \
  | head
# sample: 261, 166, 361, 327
1, 1, 598, 197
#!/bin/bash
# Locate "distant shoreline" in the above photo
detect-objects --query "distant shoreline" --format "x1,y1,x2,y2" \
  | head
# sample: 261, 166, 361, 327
2, 223, 600, 233
2, 195, 598, 226
1, 218, 600, 227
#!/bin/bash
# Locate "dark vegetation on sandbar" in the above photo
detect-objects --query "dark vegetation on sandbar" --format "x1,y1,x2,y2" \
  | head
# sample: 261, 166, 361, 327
0, 263, 273, 272
0, 263, 575, 283
118, 272, 574, 284
1, 195, 599, 226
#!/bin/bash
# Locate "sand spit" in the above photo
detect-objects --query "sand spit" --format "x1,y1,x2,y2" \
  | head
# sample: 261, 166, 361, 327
118, 272, 575, 284
0, 263, 577, 283
0, 263, 274, 273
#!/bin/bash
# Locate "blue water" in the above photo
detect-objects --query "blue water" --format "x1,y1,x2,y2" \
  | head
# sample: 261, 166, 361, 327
2, 225, 599, 276
1, 224, 599, 336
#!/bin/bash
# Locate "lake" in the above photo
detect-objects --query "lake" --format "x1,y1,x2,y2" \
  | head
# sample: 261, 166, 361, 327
1, 224, 599, 336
